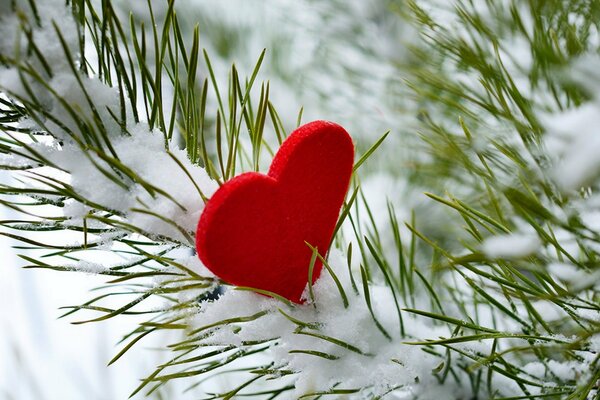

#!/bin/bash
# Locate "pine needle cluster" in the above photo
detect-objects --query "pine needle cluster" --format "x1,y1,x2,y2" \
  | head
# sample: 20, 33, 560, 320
1, 0, 599, 399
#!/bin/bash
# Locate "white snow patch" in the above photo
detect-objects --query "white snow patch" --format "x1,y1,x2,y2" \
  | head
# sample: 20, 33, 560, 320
481, 233, 541, 258
543, 102, 600, 191
189, 249, 460, 398
37, 123, 218, 242
548, 262, 585, 283
530, 300, 566, 322
0, 0, 78, 103
69, 260, 108, 274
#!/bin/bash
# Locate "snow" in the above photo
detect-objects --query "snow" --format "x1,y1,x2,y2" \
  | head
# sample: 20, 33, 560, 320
543, 101, 600, 191
546, 359, 588, 381
548, 262, 588, 283
189, 249, 463, 398
45, 73, 125, 142
0, 0, 78, 103
563, 54, 600, 94
520, 332, 600, 391
481, 232, 541, 258
0, 0, 220, 245
540, 53, 600, 194
530, 300, 566, 322
0, 152, 32, 168
590, 334, 600, 353
69, 260, 108, 274
523, 361, 546, 379
0, 193, 155, 398
23, 122, 217, 244
0, 3, 221, 396
576, 308, 600, 323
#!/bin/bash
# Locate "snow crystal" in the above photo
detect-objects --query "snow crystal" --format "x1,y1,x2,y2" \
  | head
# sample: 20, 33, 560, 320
70, 260, 108, 274
481, 232, 541, 258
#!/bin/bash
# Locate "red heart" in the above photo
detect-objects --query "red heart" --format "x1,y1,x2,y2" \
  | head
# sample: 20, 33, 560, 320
195, 120, 354, 303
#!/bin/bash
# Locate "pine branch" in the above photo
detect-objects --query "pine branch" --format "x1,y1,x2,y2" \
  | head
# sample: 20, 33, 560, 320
1, 0, 599, 399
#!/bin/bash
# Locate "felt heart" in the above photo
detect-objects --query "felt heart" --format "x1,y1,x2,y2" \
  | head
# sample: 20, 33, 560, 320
195, 120, 354, 303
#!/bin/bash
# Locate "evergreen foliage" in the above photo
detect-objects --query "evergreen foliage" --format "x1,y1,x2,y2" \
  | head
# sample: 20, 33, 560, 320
1, 0, 599, 398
